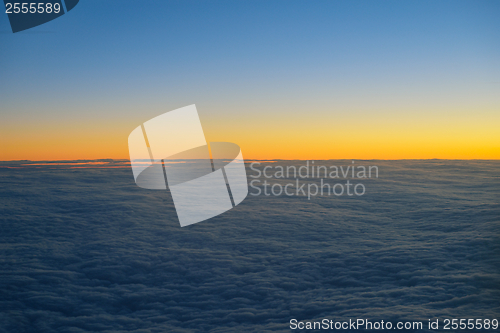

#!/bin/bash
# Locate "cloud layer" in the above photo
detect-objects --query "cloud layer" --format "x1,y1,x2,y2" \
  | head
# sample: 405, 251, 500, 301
0, 160, 499, 332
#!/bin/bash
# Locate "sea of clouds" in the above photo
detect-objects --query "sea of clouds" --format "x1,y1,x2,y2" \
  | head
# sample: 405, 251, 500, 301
0, 160, 499, 332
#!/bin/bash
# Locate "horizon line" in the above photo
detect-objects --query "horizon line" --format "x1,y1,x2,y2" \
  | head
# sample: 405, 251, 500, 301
1, 158, 500, 162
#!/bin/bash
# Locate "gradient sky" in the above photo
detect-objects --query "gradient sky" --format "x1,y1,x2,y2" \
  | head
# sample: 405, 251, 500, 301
1, 0, 499, 160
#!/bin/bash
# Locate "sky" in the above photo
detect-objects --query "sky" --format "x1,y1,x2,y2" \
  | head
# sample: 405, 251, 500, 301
1, 0, 499, 160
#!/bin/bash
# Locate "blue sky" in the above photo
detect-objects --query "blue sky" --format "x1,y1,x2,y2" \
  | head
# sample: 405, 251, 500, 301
1, 0, 499, 159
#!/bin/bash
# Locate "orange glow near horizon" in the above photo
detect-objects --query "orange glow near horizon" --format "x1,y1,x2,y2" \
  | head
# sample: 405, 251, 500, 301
1, 107, 499, 161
